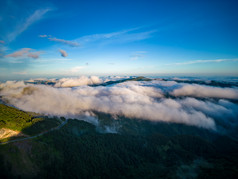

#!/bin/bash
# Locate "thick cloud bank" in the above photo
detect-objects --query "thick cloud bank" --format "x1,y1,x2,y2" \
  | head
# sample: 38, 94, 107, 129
0, 77, 238, 132
171, 84, 238, 99
54, 76, 102, 87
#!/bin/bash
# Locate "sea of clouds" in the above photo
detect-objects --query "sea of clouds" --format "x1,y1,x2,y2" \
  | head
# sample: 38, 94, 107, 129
0, 76, 238, 134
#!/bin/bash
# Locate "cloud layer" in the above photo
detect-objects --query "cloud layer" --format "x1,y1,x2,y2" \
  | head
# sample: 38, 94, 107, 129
171, 84, 238, 99
1, 77, 238, 133
54, 76, 102, 87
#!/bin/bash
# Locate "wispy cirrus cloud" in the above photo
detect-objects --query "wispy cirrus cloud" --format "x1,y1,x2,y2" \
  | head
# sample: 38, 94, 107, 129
130, 51, 147, 60
13, 71, 27, 75
76, 27, 157, 46
39, 27, 156, 49
7, 8, 51, 42
76, 27, 139, 43
167, 59, 238, 66
39, 34, 48, 38
30, 58, 71, 64
49, 37, 79, 47
39, 35, 80, 47
70, 66, 85, 73
111, 30, 156, 44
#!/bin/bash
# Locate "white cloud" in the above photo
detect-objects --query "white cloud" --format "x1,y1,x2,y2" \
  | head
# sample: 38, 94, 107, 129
171, 84, 238, 99
54, 76, 102, 87
5, 48, 41, 59
5, 48, 31, 58
179, 98, 238, 120
59, 49, 68, 57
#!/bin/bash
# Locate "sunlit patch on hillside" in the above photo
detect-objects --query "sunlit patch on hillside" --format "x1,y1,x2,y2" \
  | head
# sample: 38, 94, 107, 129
0, 128, 27, 140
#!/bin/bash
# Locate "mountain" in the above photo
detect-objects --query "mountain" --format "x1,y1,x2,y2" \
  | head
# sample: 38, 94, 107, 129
0, 104, 238, 178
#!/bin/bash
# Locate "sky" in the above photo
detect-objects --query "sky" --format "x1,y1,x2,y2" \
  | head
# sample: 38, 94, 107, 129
0, 0, 238, 80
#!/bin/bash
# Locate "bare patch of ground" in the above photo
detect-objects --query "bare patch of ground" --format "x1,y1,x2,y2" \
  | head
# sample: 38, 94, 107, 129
0, 128, 27, 140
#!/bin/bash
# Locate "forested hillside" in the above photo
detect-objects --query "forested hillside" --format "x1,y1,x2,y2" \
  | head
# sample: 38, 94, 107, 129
0, 104, 238, 178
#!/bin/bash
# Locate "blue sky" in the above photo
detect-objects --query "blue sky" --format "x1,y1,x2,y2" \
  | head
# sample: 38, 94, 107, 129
0, 0, 238, 80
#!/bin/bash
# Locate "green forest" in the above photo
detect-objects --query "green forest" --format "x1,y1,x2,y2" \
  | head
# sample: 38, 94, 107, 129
0, 104, 238, 178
